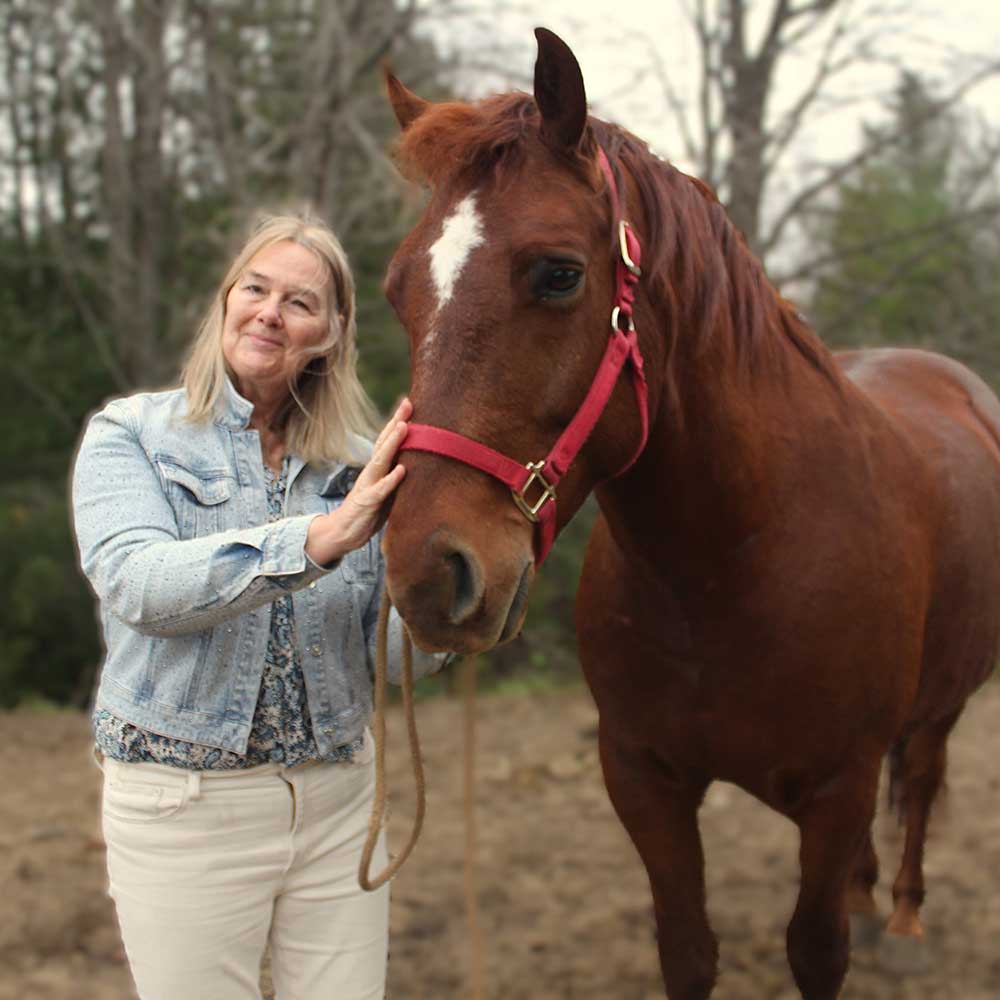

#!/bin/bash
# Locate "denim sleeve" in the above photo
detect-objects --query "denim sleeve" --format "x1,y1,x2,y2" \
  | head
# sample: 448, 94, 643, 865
71, 402, 330, 638
363, 534, 449, 685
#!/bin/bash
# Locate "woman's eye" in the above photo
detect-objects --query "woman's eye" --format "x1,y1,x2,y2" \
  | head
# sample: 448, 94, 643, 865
531, 260, 584, 300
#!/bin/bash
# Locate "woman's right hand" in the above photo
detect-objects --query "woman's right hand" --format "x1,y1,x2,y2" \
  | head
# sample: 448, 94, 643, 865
304, 398, 412, 567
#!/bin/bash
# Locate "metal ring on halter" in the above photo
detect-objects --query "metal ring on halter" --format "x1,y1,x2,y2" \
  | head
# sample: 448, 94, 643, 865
618, 220, 642, 276
611, 305, 635, 333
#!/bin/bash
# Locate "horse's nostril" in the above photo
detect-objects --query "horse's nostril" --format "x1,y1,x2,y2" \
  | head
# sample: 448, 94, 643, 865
445, 547, 481, 625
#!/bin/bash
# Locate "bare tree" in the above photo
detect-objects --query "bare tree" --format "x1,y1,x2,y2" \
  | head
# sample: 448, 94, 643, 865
626, 0, 1000, 281
0, 0, 442, 392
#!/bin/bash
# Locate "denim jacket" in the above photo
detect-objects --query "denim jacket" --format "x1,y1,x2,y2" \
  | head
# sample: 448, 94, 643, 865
72, 379, 442, 756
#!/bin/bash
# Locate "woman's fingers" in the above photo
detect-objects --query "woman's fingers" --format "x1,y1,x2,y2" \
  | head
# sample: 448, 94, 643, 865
394, 396, 413, 422
360, 460, 406, 507
332, 462, 406, 553
372, 398, 413, 452
362, 422, 408, 487
340, 400, 413, 547
375, 462, 406, 499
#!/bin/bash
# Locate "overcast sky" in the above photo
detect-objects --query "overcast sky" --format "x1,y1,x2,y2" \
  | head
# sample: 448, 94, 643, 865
424, 0, 1000, 180
416, 0, 1000, 282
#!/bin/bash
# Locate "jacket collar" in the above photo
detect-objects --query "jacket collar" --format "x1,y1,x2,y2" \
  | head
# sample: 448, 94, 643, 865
215, 376, 256, 430
214, 376, 361, 495
320, 464, 361, 498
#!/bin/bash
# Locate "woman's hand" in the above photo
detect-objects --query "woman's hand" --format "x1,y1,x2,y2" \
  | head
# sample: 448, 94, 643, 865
305, 398, 412, 566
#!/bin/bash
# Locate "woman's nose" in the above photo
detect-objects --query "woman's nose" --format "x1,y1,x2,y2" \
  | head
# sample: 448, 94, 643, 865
258, 296, 282, 326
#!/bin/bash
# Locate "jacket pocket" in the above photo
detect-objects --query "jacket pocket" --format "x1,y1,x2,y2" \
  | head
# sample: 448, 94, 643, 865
158, 461, 233, 538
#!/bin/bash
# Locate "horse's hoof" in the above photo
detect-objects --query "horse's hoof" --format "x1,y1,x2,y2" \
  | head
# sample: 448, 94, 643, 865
849, 911, 882, 949
878, 931, 930, 975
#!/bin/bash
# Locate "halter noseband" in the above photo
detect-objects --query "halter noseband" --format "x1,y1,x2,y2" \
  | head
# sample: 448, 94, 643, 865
399, 148, 649, 564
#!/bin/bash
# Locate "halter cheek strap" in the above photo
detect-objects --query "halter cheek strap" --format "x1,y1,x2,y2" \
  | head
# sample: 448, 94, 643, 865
399, 147, 649, 565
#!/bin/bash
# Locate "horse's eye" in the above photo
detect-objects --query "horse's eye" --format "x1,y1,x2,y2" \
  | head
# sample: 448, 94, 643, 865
531, 259, 585, 301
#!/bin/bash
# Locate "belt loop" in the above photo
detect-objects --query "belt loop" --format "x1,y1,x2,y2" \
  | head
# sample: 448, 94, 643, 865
186, 771, 202, 802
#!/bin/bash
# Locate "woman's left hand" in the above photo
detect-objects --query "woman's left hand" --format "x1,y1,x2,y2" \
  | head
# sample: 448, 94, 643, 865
305, 398, 412, 566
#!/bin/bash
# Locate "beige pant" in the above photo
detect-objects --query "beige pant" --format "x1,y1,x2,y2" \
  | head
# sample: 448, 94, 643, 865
99, 744, 389, 1000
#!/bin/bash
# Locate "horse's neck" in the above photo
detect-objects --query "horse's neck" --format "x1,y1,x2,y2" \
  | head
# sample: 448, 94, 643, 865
597, 313, 845, 578
594, 174, 849, 575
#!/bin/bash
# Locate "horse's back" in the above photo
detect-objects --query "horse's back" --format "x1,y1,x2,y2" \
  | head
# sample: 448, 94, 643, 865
838, 346, 1000, 713
838, 347, 1000, 460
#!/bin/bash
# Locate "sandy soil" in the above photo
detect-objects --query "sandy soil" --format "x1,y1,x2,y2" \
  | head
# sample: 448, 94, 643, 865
1, 682, 999, 999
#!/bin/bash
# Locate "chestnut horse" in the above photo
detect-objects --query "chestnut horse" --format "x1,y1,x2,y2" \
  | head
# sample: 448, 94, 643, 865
380, 28, 1000, 1000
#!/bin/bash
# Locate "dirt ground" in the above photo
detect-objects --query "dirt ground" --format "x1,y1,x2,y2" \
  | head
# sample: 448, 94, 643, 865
2, 682, 999, 1000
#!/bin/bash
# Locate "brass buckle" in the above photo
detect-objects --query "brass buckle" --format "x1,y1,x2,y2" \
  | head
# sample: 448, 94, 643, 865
618, 220, 642, 277
511, 461, 556, 523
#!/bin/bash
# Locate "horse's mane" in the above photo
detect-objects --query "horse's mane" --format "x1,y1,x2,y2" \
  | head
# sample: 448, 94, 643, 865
396, 92, 842, 397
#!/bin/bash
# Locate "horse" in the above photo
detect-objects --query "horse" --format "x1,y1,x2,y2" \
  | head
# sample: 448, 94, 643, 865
378, 27, 1000, 1000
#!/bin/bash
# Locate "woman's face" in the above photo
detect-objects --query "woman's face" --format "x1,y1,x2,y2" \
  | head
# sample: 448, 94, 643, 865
222, 240, 332, 399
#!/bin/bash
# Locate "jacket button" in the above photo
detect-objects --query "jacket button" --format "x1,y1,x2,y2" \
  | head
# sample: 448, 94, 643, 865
310, 644, 322, 656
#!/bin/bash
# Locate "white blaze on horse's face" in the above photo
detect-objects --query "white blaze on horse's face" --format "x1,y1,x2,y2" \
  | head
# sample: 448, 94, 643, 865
428, 193, 485, 313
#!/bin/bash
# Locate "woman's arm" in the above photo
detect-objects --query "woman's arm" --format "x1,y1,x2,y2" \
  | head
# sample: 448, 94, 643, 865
72, 401, 329, 638
304, 402, 409, 566
74, 398, 414, 640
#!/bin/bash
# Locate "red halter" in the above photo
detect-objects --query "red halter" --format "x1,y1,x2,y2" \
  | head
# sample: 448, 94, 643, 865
399, 148, 649, 564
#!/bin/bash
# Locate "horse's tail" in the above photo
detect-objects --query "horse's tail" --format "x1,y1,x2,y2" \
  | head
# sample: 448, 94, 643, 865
887, 729, 954, 828
887, 737, 908, 826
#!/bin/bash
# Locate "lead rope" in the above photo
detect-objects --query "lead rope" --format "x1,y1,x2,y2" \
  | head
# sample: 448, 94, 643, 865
358, 592, 425, 891
359, 592, 485, 1000
461, 654, 485, 1000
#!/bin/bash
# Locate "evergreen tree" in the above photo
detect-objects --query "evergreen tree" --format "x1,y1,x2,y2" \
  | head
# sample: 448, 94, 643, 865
809, 72, 1000, 388
0, 0, 447, 706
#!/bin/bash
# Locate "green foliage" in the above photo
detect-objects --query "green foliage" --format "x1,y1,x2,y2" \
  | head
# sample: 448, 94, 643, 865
355, 266, 413, 411
0, 230, 114, 709
0, 488, 101, 709
0, 1, 448, 706
809, 72, 1000, 387
0, 235, 116, 467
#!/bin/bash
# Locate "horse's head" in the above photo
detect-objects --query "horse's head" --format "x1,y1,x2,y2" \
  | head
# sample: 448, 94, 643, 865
382, 29, 657, 654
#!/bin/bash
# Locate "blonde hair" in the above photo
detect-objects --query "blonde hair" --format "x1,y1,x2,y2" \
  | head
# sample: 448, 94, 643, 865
181, 211, 378, 464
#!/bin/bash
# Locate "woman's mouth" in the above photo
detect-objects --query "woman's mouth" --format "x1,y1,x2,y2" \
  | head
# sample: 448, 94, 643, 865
247, 333, 282, 350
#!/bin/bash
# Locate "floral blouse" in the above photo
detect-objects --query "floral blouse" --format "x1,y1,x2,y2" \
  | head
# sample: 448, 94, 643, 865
94, 458, 362, 769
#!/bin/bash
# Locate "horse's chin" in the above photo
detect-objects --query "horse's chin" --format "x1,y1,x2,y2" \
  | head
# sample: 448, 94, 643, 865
496, 558, 533, 645
386, 544, 535, 656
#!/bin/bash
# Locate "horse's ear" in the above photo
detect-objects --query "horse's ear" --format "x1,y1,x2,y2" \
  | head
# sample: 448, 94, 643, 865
533, 27, 588, 150
384, 68, 429, 131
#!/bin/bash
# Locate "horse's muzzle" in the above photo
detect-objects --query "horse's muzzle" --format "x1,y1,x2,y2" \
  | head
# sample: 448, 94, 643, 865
385, 525, 534, 654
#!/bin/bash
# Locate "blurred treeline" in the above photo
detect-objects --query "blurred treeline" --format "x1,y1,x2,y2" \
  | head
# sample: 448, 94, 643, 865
4, 1, 1000, 708
1, 0, 448, 706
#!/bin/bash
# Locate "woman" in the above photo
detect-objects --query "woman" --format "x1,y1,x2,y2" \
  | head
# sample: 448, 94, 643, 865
72, 213, 443, 1000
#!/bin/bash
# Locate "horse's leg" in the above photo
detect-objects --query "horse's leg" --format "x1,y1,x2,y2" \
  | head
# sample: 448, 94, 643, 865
846, 828, 881, 947
599, 731, 716, 1000
847, 829, 878, 915
787, 761, 881, 1000
885, 707, 962, 942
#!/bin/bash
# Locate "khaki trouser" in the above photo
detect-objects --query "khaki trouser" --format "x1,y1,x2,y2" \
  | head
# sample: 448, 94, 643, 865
98, 741, 388, 1000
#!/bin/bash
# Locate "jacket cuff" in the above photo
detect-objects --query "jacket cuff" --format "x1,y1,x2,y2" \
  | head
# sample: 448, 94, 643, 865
258, 514, 331, 587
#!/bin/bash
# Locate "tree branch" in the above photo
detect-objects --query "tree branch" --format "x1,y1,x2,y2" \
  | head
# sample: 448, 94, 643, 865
760, 58, 1000, 258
